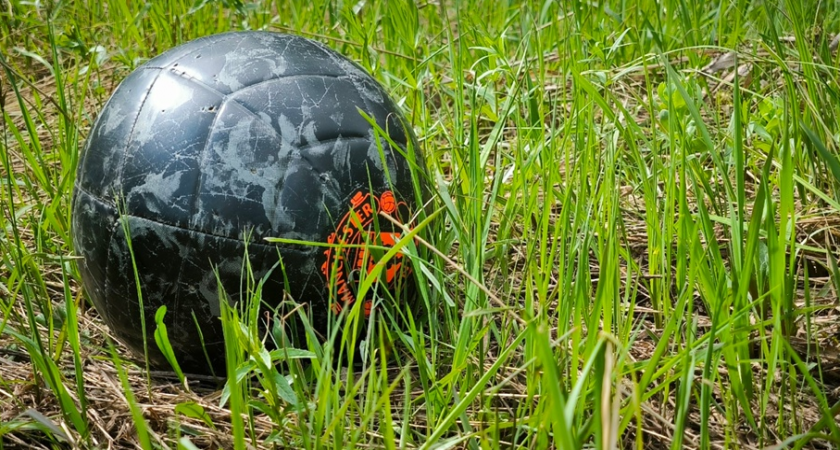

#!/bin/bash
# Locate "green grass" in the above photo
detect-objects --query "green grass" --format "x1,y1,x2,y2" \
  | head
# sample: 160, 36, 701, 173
2, 0, 840, 448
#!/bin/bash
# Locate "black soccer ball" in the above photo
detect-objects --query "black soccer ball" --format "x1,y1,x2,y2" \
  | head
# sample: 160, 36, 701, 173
72, 31, 426, 374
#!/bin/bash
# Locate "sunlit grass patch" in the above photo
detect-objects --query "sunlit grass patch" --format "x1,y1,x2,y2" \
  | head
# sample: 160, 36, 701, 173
2, 0, 840, 449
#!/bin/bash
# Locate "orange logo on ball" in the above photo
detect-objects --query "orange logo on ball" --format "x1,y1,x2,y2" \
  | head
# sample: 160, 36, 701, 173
320, 190, 412, 316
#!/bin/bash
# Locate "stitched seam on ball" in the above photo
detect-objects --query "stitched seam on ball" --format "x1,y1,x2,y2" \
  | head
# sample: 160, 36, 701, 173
139, 33, 236, 73
175, 90, 231, 323
105, 65, 169, 329
223, 98, 318, 213
138, 36, 244, 319
74, 178, 324, 250
117, 213, 312, 254
152, 66, 227, 98
230, 73, 345, 96
86, 37, 216, 196
148, 55, 384, 171
168, 34, 279, 317
72, 187, 115, 319
115, 68, 165, 195
229, 97, 370, 149
224, 98, 335, 233
301, 135, 371, 149
73, 182, 111, 206
101, 33, 234, 340
151, 56, 349, 100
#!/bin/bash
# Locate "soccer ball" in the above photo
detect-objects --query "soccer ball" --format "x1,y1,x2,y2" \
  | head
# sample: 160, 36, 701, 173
72, 31, 425, 374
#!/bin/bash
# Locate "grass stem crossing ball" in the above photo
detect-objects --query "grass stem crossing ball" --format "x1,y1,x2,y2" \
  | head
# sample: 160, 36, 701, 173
71, 31, 427, 374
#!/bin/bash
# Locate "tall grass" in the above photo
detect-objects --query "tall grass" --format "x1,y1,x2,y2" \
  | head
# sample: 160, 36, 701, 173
2, 0, 840, 448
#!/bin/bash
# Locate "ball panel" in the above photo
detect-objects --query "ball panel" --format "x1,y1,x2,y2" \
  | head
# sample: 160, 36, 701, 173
72, 187, 119, 314
192, 99, 289, 240
230, 76, 376, 146
297, 137, 373, 185
104, 215, 296, 373
120, 71, 225, 228
101, 216, 189, 343
276, 161, 332, 234
78, 67, 161, 199
301, 137, 397, 195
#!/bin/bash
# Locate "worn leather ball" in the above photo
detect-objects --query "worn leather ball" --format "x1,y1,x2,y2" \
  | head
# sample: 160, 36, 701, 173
72, 31, 424, 374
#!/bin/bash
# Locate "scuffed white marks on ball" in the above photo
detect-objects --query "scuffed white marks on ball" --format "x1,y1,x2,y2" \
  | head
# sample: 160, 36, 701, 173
224, 116, 258, 166
204, 116, 293, 233
330, 110, 344, 126
74, 197, 97, 256
298, 81, 331, 145
326, 138, 356, 184
134, 75, 195, 146
258, 111, 273, 128
324, 44, 367, 79
277, 114, 300, 146
328, 53, 384, 105
255, 33, 292, 71
131, 219, 192, 260
299, 120, 318, 146
128, 170, 187, 214
318, 176, 342, 216
109, 223, 127, 276
193, 229, 207, 252
98, 102, 129, 137
218, 46, 288, 92
199, 256, 243, 317
354, 78, 385, 105
365, 129, 386, 171
306, 136, 332, 157
92, 153, 114, 189
266, 202, 295, 235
